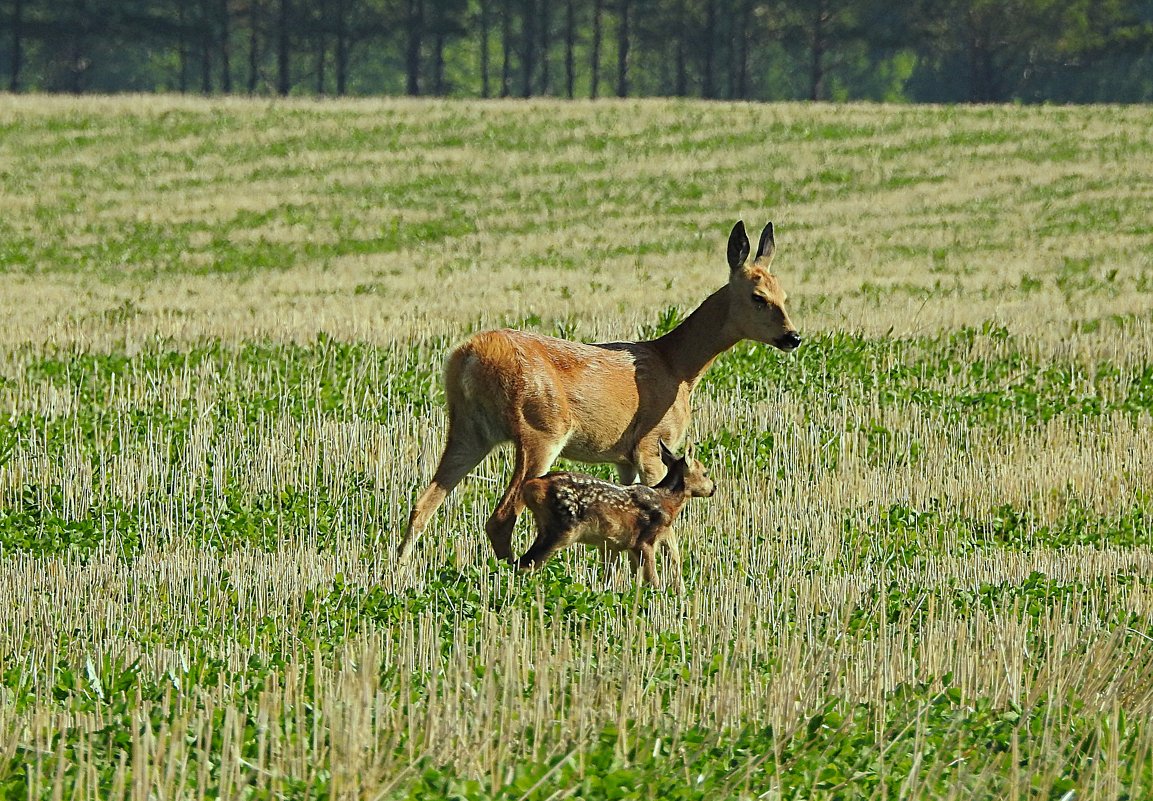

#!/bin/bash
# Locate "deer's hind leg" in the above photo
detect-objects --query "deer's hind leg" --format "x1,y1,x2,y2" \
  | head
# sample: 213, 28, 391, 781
485, 432, 566, 562
398, 420, 493, 562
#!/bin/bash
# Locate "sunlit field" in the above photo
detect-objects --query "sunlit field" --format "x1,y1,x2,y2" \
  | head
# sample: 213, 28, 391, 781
1, 95, 1152, 799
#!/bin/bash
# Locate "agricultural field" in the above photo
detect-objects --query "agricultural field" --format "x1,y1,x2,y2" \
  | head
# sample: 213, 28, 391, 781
0, 95, 1152, 799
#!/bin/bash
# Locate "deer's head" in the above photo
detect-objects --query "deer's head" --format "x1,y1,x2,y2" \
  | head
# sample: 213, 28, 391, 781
726, 221, 801, 352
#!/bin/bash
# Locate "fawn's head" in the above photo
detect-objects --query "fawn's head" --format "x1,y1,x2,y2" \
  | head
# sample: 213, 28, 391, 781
656, 440, 715, 498
726, 220, 801, 352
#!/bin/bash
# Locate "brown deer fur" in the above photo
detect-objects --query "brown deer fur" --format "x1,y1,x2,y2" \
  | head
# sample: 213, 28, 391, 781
517, 441, 715, 590
398, 220, 799, 563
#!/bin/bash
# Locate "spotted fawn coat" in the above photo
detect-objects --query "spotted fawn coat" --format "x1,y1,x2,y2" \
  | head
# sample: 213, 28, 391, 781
517, 442, 715, 590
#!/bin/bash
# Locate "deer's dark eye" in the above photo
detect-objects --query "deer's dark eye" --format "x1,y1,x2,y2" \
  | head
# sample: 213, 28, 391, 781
752, 294, 768, 307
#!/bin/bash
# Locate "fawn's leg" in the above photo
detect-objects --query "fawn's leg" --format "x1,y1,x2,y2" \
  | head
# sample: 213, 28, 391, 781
517, 522, 574, 571
598, 544, 626, 585
626, 549, 642, 580
639, 542, 660, 587
661, 532, 685, 594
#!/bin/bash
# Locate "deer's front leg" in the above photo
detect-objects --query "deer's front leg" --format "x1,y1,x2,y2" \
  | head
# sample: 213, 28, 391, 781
615, 463, 639, 485
633, 442, 668, 486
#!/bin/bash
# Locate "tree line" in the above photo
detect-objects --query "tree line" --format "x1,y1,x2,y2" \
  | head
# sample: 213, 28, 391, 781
3, 0, 1153, 102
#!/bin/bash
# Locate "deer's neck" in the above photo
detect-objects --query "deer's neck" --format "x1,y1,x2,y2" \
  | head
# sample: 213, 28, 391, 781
649, 287, 741, 389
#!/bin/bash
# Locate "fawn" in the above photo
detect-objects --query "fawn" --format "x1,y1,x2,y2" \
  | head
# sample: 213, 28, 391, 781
399, 220, 797, 564
516, 441, 715, 591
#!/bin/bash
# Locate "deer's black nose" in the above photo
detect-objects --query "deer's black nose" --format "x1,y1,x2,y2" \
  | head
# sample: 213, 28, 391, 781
777, 331, 802, 351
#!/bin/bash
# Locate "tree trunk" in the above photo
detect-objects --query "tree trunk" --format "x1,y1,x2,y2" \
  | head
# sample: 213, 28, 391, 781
521, 0, 535, 97
564, 0, 575, 98
965, 11, 999, 102
590, 0, 602, 98
9, 0, 24, 92
616, 0, 630, 97
66, 0, 88, 94
675, 39, 686, 96
735, 0, 751, 99
219, 0, 232, 92
334, 0, 349, 95
405, 0, 423, 95
479, 0, 491, 97
702, 0, 715, 98
247, 0, 260, 93
432, 29, 446, 94
178, 0, 190, 92
315, 0, 327, 94
277, 0, 291, 95
200, 0, 214, 93
500, 0, 512, 96
809, 0, 827, 101
972, 42, 998, 102
539, 0, 550, 94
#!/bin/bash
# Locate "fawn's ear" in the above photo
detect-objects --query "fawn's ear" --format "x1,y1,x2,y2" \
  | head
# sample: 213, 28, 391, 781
658, 439, 678, 467
727, 220, 750, 270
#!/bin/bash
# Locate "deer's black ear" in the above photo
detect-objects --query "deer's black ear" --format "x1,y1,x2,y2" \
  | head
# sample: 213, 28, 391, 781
754, 222, 775, 263
658, 438, 677, 466
727, 221, 750, 270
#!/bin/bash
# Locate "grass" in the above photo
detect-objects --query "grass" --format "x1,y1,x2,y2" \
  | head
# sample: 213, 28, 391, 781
0, 95, 1151, 798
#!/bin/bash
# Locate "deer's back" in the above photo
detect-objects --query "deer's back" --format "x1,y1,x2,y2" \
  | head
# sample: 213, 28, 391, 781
445, 329, 686, 462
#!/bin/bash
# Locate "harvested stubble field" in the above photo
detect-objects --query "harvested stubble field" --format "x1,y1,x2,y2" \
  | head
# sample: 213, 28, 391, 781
0, 95, 1152, 799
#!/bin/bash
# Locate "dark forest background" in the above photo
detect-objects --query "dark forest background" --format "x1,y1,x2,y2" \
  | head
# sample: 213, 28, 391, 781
3, 0, 1153, 102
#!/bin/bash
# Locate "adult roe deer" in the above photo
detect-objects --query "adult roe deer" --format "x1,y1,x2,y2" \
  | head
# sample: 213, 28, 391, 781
517, 440, 715, 591
398, 220, 800, 563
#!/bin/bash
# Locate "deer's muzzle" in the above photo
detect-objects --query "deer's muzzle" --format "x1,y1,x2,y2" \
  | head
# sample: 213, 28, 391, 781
775, 331, 802, 352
